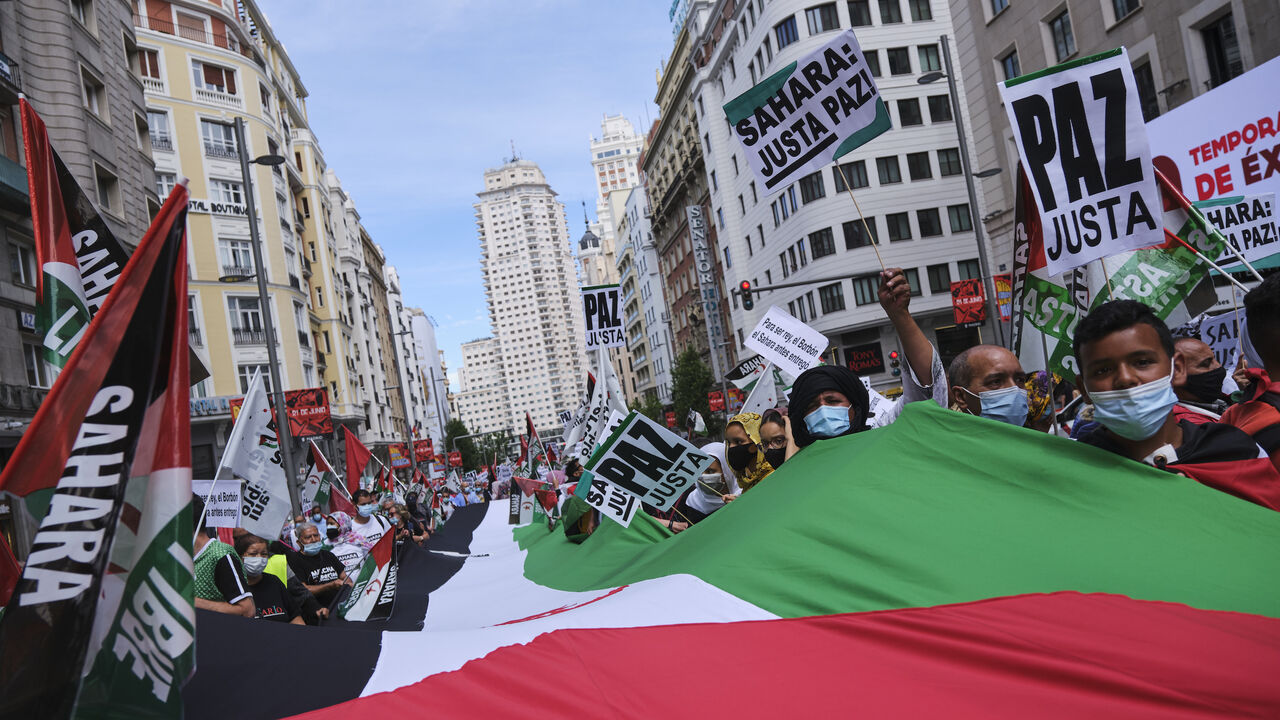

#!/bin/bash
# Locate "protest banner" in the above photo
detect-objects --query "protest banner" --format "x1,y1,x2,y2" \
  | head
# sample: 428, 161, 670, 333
745, 305, 829, 380
231, 387, 331, 438
1199, 312, 1242, 371
414, 438, 434, 462
1148, 55, 1280, 270
950, 279, 987, 328
727, 387, 745, 413
1192, 193, 1277, 265
582, 475, 640, 527
727, 355, 768, 389
389, 443, 411, 469
448, 451, 462, 468
338, 531, 397, 622
993, 274, 1013, 321
665, 411, 676, 427
578, 411, 712, 518
709, 390, 725, 412
582, 284, 625, 350
224, 370, 294, 540
999, 48, 1162, 275
192, 480, 241, 528
723, 29, 890, 194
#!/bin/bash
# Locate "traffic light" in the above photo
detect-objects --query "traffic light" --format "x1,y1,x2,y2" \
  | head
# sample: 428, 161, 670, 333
889, 350, 901, 376
740, 280, 754, 311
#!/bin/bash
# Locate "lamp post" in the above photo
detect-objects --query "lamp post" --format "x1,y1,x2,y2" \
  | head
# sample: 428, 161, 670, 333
919, 35, 1005, 347
223, 117, 302, 516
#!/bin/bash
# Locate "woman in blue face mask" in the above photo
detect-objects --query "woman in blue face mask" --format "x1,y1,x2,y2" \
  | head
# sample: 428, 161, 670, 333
787, 365, 871, 449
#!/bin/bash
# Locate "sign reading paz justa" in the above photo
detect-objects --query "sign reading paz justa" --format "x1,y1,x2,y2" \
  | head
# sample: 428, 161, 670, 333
582, 284, 625, 350
579, 411, 712, 526
724, 29, 890, 194
999, 48, 1162, 275
745, 306, 829, 380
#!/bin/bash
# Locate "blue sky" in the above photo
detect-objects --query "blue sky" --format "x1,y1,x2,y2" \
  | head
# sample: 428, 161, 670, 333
262, 1, 675, 387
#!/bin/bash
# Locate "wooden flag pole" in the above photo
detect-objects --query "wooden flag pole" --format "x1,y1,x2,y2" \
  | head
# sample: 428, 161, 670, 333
835, 163, 885, 271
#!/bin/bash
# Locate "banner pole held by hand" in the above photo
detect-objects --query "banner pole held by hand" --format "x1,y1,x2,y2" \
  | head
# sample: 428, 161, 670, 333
835, 162, 885, 271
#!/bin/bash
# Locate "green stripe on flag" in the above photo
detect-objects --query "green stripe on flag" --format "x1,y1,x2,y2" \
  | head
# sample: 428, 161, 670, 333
831, 98, 892, 159
1002, 48, 1123, 88
723, 62, 799, 124
517, 402, 1280, 620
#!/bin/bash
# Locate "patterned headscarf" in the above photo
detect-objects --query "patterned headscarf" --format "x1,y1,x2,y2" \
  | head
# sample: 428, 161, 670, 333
1023, 370, 1060, 424
727, 412, 773, 491
329, 511, 374, 552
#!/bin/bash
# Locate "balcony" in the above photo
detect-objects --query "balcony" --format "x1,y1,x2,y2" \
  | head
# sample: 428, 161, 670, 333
134, 14, 260, 64
188, 327, 203, 346
232, 328, 267, 345
0, 154, 28, 208
141, 76, 165, 94
151, 133, 173, 152
289, 274, 301, 290
297, 330, 310, 347
204, 141, 239, 160
0, 50, 20, 96
193, 86, 243, 110
221, 263, 255, 278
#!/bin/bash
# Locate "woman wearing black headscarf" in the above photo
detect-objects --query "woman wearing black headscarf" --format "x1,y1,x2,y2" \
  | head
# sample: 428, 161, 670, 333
787, 365, 871, 448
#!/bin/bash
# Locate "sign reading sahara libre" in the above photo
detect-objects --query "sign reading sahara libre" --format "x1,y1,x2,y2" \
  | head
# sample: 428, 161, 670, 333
999, 48, 1162, 276
1193, 193, 1277, 265
724, 29, 891, 194
745, 305, 829, 380
578, 411, 713, 528
581, 284, 625, 350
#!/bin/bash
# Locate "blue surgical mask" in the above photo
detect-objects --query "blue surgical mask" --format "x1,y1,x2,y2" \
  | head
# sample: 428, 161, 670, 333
302, 541, 324, 556
358, 504, 375, 518
804, 405, 851, 439
310, 513, 323, 523
964, 385, 1030, 427
1088, 367, 1178, 441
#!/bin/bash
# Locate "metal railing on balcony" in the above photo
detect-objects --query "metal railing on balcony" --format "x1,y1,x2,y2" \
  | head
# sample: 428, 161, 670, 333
134, 14, 258, 63
151, 133, 173, 152
221, 264, 254, 278
0, 50, 19, 92
188, 327, 203, 346
204, 141, 239, 159
232, 327, 267, 345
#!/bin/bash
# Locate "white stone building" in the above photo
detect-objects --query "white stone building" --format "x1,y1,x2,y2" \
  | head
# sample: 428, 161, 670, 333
408, 309, 449, 446
454, 337, 510, 435
617, 185, 676, 404
689, 0, 996, 384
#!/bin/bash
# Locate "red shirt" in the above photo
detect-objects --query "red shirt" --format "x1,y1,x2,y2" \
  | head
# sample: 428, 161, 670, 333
1220, 368, 1280, 473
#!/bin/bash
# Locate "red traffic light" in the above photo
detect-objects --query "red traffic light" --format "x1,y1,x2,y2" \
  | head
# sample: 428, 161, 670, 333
740, 280, 751, 291
889, 350, 899, 359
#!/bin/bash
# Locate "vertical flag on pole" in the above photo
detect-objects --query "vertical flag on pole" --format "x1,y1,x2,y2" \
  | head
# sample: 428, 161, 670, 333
301, 441, 338, 512
221, 369, 293, 541
343, 427, 375, 496
0, 185, 194, 717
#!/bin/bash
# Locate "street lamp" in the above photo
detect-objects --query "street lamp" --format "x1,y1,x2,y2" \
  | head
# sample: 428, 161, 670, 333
221, 117, 302, 516
919, 37, 1006, 347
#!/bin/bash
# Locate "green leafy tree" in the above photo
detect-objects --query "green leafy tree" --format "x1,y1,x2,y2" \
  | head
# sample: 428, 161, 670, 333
630, 392, 665, 424
671, 347, 721, 436
444, 418, 481, 472
475, 429, 514, 469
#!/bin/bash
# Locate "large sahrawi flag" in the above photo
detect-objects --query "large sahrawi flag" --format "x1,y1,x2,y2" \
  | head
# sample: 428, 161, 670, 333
724, 29, 890, 196
192, 402, 1279, 718
337, 529, 398, 622
221, 368, 293, 540
300, 440, 337, 512
0, 186, 193, 718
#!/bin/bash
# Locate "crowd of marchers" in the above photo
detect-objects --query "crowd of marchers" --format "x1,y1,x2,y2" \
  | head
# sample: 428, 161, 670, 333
558, 270, 1280, 539
191, 481, 480, 624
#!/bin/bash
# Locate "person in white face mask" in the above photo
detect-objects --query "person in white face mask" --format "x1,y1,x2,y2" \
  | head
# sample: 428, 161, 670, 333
681, 442, 741, 524
1072, 300, 1280, 511
234, 534, 304, 624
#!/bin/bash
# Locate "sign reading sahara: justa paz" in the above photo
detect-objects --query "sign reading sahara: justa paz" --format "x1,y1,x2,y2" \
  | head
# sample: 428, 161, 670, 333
999, 48, 1163, 276
581, 284, 625, 350
724, 29, 890, 195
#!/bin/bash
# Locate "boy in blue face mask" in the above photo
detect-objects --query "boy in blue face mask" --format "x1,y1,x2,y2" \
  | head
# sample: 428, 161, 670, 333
1072, 300, 1280, 511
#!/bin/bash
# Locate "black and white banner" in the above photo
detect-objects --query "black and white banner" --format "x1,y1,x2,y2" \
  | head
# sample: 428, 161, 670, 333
582, 284, 624, 350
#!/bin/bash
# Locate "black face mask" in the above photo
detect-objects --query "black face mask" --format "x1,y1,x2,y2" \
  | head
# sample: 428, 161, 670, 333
327, 526, 340, 540
1184, 366, 1227, 403
763, 447, 786, 469
726, 444, 754, 472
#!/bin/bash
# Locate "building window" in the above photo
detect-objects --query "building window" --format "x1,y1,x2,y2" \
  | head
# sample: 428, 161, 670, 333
848, 0, 872, 25
917, 208, 943, 236
238, 364, 271, 393
909, 0, 932, 21
904, 268, 923, 296
211, 179, 244, 206
710, 169, 718, 191
886, 212, 912, 242
81, 66, 108, 121
906, 151, 932, 180
94, 164, 120, 214
991, 0, 1009, 15
927, 94, 952, 122
810, 228, 836, 259
1048, 10, 1076, 63
897, 98, 923, 126
948, 203, 973, 232
229, 296, 265, 344
156, 172, 177, 198
852, 274, 879, 305
876, 156, 902, 184
140, 48, 161, 80
758, 224, 765, 247
1000, 49, 1021, 80
798, 171, 826, 203
806, 3, 840, 34
71, 0, 96, 32
797, 239, 808, 267
147, 110, 172, 151
818, 282, 846, 313
1113, 0, 1140, 21
218, 238, 254, 275
878, 0, 903, 23
750, 182, 757, 204
927, 263, 951, 294
717, 208, 725, 229
9, 242, 35, 286
188, 295, 202, 345
1133, 60, 1160, 122
887, 47, 911, 75
775, 16, 799, 48
24, 343, 50, 388
957, 259, 981, 280
200, 119, 237, 158
779, 252, 790, 279
833, 161, 869, 191
191, 60, 237, 95
723, 246, 732, 268
1201, 13, 1243, 89
938, 148, 962, 176
918, 44, 941, 72
864, 49, 881, 76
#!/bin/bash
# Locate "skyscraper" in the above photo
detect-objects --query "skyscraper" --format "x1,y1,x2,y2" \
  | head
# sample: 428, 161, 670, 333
465, 159, 587, 438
